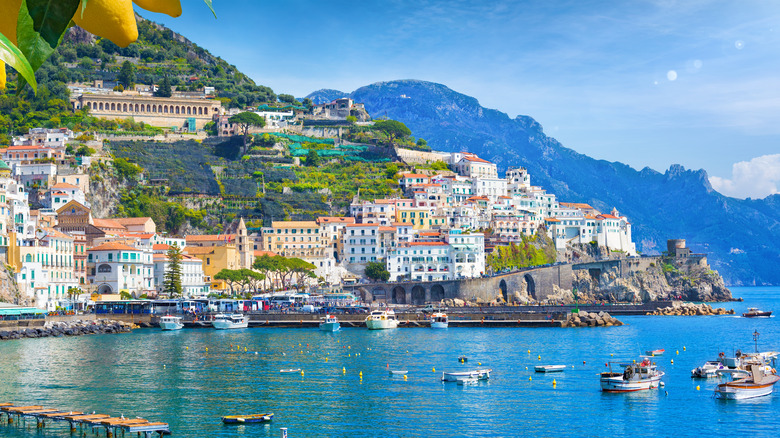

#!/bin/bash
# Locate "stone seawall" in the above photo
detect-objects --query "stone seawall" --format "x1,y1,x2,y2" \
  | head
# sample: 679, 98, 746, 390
0, 319, 134, 341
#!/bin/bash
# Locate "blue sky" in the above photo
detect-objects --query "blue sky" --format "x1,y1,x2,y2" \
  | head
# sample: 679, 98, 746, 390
143, 0, 780, 199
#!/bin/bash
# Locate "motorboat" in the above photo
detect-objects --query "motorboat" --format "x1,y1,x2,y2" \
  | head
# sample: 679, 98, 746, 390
691, 360, 726, 378
221, 413, 273, 424
535, 365, 566, 373
645, 349, 665, 356
212, 313, 249, 329
319, 314, 341, 332
600, 358, 664, 392
159, 315, 183, 331
742, 308, 772, 318
441, 369, 492, 382
430, 312, 448, 329
365, 309, 399, 330
714, 365, 780, 400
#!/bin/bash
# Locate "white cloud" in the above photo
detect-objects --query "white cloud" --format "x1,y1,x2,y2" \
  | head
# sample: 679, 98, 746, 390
709, 154, 780, 199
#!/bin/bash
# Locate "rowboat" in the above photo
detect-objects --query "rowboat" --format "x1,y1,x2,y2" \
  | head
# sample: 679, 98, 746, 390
221, 413, 273, 424
441, 369, 492, 382
645, 349, 665, 356
535, 365, 566, 373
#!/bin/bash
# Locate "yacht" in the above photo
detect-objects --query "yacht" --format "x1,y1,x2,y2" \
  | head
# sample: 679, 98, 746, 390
159, 315, 183, 331
742, 308, 772, 318
600, 358, 664, 392
319, 314, 341, 332
365, 309, 399, 330
212, 313, 249, 329
430, 312, 448, 329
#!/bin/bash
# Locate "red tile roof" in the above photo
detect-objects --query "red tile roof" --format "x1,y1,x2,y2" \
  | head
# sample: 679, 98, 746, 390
51, 183, 79, 190
462, 155, 492, 164
89, 242, 138, 252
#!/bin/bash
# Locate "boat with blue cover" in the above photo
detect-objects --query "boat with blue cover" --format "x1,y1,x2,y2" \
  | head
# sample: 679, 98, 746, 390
221, 413, 273, 424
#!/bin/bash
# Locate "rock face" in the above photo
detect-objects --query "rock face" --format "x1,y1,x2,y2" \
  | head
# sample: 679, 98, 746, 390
0, 320, 135, 341
562, 311, 623, 328
646, 302, 734, 316
573, 256, 732, 303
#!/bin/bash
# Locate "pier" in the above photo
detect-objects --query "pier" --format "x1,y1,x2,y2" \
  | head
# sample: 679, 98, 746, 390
1, 403, 170, 437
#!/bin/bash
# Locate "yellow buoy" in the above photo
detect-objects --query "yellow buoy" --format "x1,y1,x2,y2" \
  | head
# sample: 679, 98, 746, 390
525, 367, 528, 370
528, 350, 531, 354
359, 371, 363, 377
478, 362, 482, 366
538, 355, 541, 361
610, 354, 613, 356
676, 350, 679, 355
684, 346, 686, 351
325, 357, 329, 362
529, 376, 532, 381
185, 347, 188, 350
432, 367, 436, 372
349, 354, 351, 357
205, 348, 208, 352
403, 375, 408, 381
244, 347, 247, 352
343, 367, 346, 374
553, 379, 557, 387
696, 385, 700, 391
301, 370, 304, 376
348, 346, 351, 349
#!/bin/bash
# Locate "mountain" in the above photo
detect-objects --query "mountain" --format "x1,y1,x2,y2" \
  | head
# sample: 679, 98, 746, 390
305, 89, 348, 104
309, 80, 780, 286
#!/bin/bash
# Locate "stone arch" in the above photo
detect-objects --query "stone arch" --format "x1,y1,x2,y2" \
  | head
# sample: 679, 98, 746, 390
98, 102, 103, 110
391, 286, 406, 304
97, 284, 113, 294
411, 285, 426, 305
134, 104, 139, 112
187, 106, 192, 115
198, 107, 203, 115
164, 105, 168, 113
499, 279, 508, 302
111, 103, 116, 111
371, 287, 387, 301
524, 274, 536, 300
175, 106, 180, 114
123, 103, 128, 112
430, 284, 445, 302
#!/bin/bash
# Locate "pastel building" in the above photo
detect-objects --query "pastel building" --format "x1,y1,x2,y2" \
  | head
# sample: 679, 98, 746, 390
87, 242, 155, 296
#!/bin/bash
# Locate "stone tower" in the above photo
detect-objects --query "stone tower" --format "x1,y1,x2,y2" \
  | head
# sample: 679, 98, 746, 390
237, 217, 254, 269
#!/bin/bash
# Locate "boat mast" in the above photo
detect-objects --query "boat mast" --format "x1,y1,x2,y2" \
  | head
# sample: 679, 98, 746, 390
753, 330, 760, 353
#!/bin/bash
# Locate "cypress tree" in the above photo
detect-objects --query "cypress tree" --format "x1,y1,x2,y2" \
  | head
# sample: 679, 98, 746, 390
163, 244, 183, 297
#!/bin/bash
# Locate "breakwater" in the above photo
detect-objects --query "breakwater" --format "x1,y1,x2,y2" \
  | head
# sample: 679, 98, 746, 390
0, 320, 134, 341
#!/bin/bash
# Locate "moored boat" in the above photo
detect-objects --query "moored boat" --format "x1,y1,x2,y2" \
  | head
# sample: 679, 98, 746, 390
600, 359, 664, 392
430, 312, 448, 329
714, 366, 780, 400
212, 313, 249, 330
742, 308, 772, 318
535, 365, 566, 373
319, 314, 341, 332
645, 349, 665, 356
691, 360, 726, 378
441, 369, 492, 382
280, 368, 302, 374
221, 413, 273, 424
159, 315, 183, 331
365, 309, 399, 330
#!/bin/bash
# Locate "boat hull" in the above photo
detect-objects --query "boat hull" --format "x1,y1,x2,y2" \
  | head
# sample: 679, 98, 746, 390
319, 322, 341, 332
535, 365, 566, 373
213, 320, 248, 329
159, 321, 183, 331
366, 319, 398, 330
442, 369, 492, 382
600, 374, 663, 392
743, 312, 772, 318
715, 375, 780, 399
430, 321, 448, 329
221, 413, 273, 424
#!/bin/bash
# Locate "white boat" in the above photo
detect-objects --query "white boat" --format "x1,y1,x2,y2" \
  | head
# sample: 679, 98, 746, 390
212, 313, 249, 329
441, 369, 492, 382
159, 315, 183, 331
535, 365, 566, 373
430, 312, 448, 329
714, 366, 780, 399
691, 361, 726, 378
456, 376, 479, 386
389, 370, 408, 376
600, 359, 664, 392
319, 314, 341, 332
365, 309, 399, 330
280, 368, 302, 374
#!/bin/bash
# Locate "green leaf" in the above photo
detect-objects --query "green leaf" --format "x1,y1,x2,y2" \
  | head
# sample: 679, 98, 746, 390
15, 0, 66, 92
26, 0, 81, 49
203, 0, 217, 18
0, 33, 37, 93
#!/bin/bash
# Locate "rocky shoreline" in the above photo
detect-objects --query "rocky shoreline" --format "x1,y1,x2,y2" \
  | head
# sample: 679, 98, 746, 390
645, 302, 734, 316
562, 311, 623, 327
0, 320, 136, 341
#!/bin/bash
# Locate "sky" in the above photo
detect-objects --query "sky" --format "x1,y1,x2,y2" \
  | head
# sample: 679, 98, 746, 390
142, 0, 780, 199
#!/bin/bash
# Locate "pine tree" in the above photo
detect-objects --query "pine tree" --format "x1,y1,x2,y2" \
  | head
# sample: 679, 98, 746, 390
163, 244, 183, 297
155, 76, 172, 97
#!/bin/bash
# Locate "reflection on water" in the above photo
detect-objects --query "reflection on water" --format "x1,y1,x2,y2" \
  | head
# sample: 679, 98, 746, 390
0, 287, 778, 437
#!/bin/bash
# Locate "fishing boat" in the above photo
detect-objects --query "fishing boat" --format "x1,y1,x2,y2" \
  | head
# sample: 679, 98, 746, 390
742, 308, 772, 318
221, 413, 274, 424
212, 313, 249, 330
535, 365, 566, 373
319, 314, 341, 332
600, 358, 664, 392
159, 315, 183, 331
365, 309, 398, 330
430, 312, 448, 329
645, 349, 665, 356
691, 360, 726, 378
441, 369, 492, 382
714, 366, 780, 400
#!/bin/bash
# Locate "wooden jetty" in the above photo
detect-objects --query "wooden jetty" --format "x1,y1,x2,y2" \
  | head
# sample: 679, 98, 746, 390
1, 402, 170, 437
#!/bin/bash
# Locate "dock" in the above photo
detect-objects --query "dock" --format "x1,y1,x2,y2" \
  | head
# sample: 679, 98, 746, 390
178, 315, 566, 329
1, 403, 170, 437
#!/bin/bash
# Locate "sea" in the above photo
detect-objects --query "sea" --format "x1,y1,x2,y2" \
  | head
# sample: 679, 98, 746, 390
1, 286, 778, 438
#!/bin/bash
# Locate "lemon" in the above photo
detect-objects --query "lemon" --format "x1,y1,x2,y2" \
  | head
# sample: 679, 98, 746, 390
0, 62, 5, 90
0, 0, 22, 45
132, 0, 182, 17
73, 0, 138, 47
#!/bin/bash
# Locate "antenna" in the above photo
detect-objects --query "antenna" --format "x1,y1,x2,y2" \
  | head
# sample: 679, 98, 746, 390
753, 330, 760, 353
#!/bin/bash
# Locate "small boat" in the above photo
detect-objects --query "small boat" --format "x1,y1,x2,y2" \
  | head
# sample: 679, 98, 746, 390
441, 369, 492, 382
535, 365, 566, 373
319, 314, 341, 332
221, 413, 274, 424
691, 361, 726, 378
365, 309, 399, 330
430, 312, 448, 329
159, 315, 183, 331
714, 365, 780, 400
389, 370, 408, 376
280, 368, 302, 374
645, 349, 665, 356
600, 359, 664, 392
742, 308, 772, 318
456, 376, 479, 386
212, 313, 249, 330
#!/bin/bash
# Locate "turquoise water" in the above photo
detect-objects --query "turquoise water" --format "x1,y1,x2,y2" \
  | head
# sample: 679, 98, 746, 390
0, 286, 778, 437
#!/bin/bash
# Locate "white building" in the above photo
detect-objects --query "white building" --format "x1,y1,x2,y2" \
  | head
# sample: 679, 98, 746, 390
15, 228, 78, 310
386, 230, 485, 282
87, 242, 155, 296
44, 183, 88, 211
153, 252, 208, 297
453, 154, 498, 179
